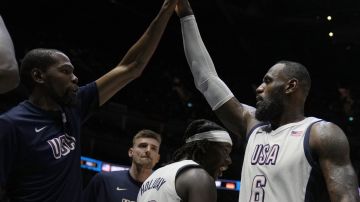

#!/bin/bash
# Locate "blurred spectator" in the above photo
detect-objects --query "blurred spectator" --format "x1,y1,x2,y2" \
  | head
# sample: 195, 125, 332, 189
328, 82, 359, 137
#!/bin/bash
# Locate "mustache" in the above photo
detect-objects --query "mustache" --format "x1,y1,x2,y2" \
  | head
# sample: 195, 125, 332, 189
256, 95, 263, 102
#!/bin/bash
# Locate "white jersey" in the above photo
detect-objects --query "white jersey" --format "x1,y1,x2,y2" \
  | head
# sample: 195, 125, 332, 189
137, 160, 199, 202
239, 117, 329, 202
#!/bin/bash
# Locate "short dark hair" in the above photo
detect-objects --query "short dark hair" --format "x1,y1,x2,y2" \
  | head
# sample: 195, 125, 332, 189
20, 48, 63, 92
172, 119, 227, 163
278, 60, 311, 96
132, 129, 162, 145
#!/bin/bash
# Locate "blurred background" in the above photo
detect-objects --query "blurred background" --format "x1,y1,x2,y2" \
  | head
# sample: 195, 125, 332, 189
1, 0, 360, 201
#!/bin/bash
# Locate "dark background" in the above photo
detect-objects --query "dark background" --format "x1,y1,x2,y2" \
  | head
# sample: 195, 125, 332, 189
1, 0, 360, 201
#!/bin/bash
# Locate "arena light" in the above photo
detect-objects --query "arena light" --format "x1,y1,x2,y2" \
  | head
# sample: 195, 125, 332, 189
81, 156, 102, 172
215, 180, 222, 187
225, 182, 236, 189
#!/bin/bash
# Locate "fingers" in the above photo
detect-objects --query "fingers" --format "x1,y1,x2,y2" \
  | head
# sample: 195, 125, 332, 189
175, 0, 193, 17
165, 0, 178, 6
162, 0, 178, 10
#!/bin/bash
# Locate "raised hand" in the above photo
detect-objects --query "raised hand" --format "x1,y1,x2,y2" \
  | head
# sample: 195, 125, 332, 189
175, 0, 193, 18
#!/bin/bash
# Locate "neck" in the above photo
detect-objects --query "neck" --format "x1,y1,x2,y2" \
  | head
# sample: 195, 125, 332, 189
29, 89, 61, 111
129, 163, 153, 183
271, 108, 305, 129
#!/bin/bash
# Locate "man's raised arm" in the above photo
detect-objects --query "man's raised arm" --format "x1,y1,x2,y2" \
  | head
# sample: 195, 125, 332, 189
176, 0, 259, 137
96, 0, 178, 106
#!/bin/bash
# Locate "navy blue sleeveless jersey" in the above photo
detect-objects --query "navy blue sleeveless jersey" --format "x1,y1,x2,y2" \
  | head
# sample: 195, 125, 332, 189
0, 82, 99, 202
83, 170, 142, 202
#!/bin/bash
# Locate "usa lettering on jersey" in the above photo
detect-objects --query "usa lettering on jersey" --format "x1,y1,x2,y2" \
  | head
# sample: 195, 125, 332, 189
251, 144, 280, 165
47, 133, 76, 159
139, 177, 166, 196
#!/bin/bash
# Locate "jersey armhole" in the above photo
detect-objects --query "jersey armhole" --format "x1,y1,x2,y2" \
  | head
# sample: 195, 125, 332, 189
246, 123, 268, 141
174, 164, 202, 200
175, 164, 202, 180
303, 120, 323, 170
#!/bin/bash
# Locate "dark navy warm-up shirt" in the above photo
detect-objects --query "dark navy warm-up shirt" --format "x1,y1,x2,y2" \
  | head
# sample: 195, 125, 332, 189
0, 82, 99, 202
83, 170, 142, 202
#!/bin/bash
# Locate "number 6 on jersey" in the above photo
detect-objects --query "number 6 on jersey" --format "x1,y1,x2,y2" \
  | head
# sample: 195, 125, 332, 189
250, 175, 267, 202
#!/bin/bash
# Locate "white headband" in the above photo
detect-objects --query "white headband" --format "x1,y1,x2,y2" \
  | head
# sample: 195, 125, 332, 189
185, 130, 232, 145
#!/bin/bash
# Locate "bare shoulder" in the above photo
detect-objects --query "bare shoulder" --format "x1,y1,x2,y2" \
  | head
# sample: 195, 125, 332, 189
175, 167, 216, 202
176, 167, 214, 188
310, 121, 350, 162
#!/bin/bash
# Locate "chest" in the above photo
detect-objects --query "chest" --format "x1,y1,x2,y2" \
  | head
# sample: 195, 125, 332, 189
15, 117, 79, 167
108, 179, 140, 201
245, 127, 308, 172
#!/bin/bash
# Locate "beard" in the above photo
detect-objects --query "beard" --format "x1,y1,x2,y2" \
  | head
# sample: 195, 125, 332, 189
47, 84, 78, 107
255, 90, 284, 122
60, 90, 78, 107
134, 157, 154, 169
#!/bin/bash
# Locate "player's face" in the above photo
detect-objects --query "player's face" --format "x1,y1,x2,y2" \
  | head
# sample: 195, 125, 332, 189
129, 137, 160, 169
42, 52, 79, 106
203, 142, 232, 179
255, 63, 287, 122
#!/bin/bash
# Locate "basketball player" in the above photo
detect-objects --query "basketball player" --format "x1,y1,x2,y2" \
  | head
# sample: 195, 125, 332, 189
0, 15, 19, 93
137, 119, 232, 202
0, 0, 178, 201
175, 0, 360, 201
84, 129, 161, 202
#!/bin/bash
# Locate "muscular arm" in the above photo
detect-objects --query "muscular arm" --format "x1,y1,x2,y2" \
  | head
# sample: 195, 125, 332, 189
95, 0, 177, 106
176, 0, 259, 139
175, 167, 217, 202
0, 15, 19, 93
215, 98, 259, 139
310, 122, 360, 202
